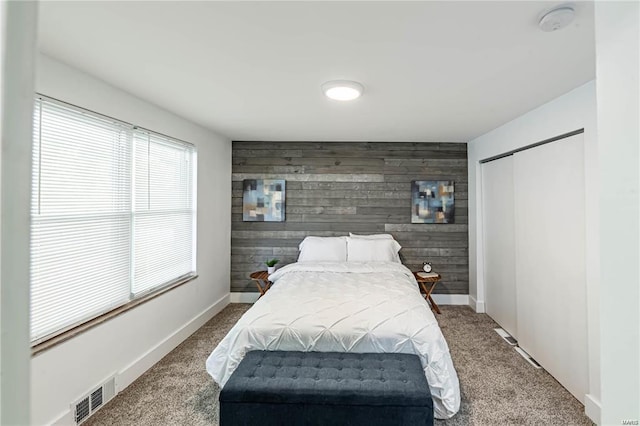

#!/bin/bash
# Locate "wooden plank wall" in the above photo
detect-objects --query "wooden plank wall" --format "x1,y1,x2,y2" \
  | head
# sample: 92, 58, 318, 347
231, 142, 468, 294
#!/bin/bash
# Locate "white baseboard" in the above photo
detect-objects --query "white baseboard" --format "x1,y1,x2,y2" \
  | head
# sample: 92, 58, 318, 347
584, 393, 601, 425
469, 295, 486, 313
230, 292, 260, 303
230, 292, 469, 306
51, 294, 230, 426
431, 294, 469, 305
118, 294, 230, 389
51, 408, 73, 425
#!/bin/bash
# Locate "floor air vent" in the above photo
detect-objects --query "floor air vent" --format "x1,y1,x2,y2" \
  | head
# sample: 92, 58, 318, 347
515, 347, 542, 369
494, 328, 518, 346
73, 376, 116, 424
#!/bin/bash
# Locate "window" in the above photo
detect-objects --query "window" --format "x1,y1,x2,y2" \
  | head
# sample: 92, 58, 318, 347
30, 96, 197, 344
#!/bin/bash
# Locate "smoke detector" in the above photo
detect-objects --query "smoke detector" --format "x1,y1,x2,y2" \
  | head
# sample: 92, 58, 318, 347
539, 5, 575, 32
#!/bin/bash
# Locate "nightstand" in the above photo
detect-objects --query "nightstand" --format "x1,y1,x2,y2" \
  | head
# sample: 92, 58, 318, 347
413, 271, 442, 314
249, 270, 272, 298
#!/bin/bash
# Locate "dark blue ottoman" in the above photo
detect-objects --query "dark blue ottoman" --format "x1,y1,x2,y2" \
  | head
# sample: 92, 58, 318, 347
219, 351, 434, 426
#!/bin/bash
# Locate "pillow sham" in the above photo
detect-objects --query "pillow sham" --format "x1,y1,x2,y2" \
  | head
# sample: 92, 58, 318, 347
347, 237, 402, 262
349, 232, 394, 240
298, 236, 348, 262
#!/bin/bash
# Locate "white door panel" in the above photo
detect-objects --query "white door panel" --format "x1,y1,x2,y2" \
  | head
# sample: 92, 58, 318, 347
482, 156, 517, 338
513, 133, 587, 403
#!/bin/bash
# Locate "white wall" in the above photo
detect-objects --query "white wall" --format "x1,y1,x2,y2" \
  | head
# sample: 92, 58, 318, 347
1, 2, 37, 424
594, 1, 639, 424
467, 80, 600, 421
31, 54, 232, 425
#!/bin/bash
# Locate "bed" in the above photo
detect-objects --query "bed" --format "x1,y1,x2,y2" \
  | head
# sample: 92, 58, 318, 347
206, 236, 461, 419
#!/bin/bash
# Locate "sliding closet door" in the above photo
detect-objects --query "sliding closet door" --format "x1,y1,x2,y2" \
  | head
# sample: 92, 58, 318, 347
481, 156, 517, 338
514, 133, 587, 402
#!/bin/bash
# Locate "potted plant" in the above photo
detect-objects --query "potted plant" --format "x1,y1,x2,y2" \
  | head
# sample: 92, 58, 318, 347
266, 259, 279, 275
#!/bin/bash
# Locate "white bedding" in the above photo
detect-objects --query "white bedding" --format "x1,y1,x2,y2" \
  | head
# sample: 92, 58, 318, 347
206, 261, 460, 419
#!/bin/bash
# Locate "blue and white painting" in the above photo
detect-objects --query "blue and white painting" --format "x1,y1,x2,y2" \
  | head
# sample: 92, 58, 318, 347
411, 180, 455, 224
242, 179, 285, 222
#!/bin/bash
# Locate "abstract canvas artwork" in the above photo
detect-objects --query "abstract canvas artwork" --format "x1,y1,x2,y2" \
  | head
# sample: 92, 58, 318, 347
411, 180, 455, 224
242, 179, 286, 222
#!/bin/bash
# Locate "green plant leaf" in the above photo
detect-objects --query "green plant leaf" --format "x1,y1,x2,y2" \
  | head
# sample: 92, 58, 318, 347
265, 258, 280, 267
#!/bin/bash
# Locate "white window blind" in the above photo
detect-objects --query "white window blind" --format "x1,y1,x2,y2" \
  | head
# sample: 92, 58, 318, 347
132, 131, 197, 295
30, 97, 197, 343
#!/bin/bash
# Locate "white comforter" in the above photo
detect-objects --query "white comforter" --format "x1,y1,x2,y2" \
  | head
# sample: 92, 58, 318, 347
206, 261, 460, 419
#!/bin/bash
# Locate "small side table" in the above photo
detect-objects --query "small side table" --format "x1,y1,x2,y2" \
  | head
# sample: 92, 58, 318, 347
413, 271, 442, 314
249, 271, 272, 298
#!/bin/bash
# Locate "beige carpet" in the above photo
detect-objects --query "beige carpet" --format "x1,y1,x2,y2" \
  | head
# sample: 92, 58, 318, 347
85, 304, 593, 426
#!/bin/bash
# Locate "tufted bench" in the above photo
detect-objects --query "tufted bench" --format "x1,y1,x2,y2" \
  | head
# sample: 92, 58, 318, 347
219, 351, 434, 426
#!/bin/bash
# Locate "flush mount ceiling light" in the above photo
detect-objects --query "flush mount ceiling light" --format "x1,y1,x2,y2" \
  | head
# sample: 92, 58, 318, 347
538, 5, 576, 32
321, 80, 364, 101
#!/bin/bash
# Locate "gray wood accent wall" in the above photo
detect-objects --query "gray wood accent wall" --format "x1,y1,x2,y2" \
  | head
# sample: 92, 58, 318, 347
232, 142, 468, 294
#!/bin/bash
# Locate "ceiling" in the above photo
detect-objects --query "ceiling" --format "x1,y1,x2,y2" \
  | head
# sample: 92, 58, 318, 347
38, 1, 595, 142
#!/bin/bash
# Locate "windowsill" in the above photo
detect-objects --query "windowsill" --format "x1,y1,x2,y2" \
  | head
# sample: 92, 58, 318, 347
31, 274, 198, 357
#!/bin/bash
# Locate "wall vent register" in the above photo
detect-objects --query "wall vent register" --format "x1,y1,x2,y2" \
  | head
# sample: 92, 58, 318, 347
73, 376, 116, 424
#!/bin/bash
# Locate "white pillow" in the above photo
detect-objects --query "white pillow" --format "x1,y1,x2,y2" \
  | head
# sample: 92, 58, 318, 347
347, 237, 402, 262
298, 236, 348, 262
349, 233, 394, 240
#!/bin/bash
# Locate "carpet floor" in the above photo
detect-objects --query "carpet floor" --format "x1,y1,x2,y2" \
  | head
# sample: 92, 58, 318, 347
85, 304, 593, 426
